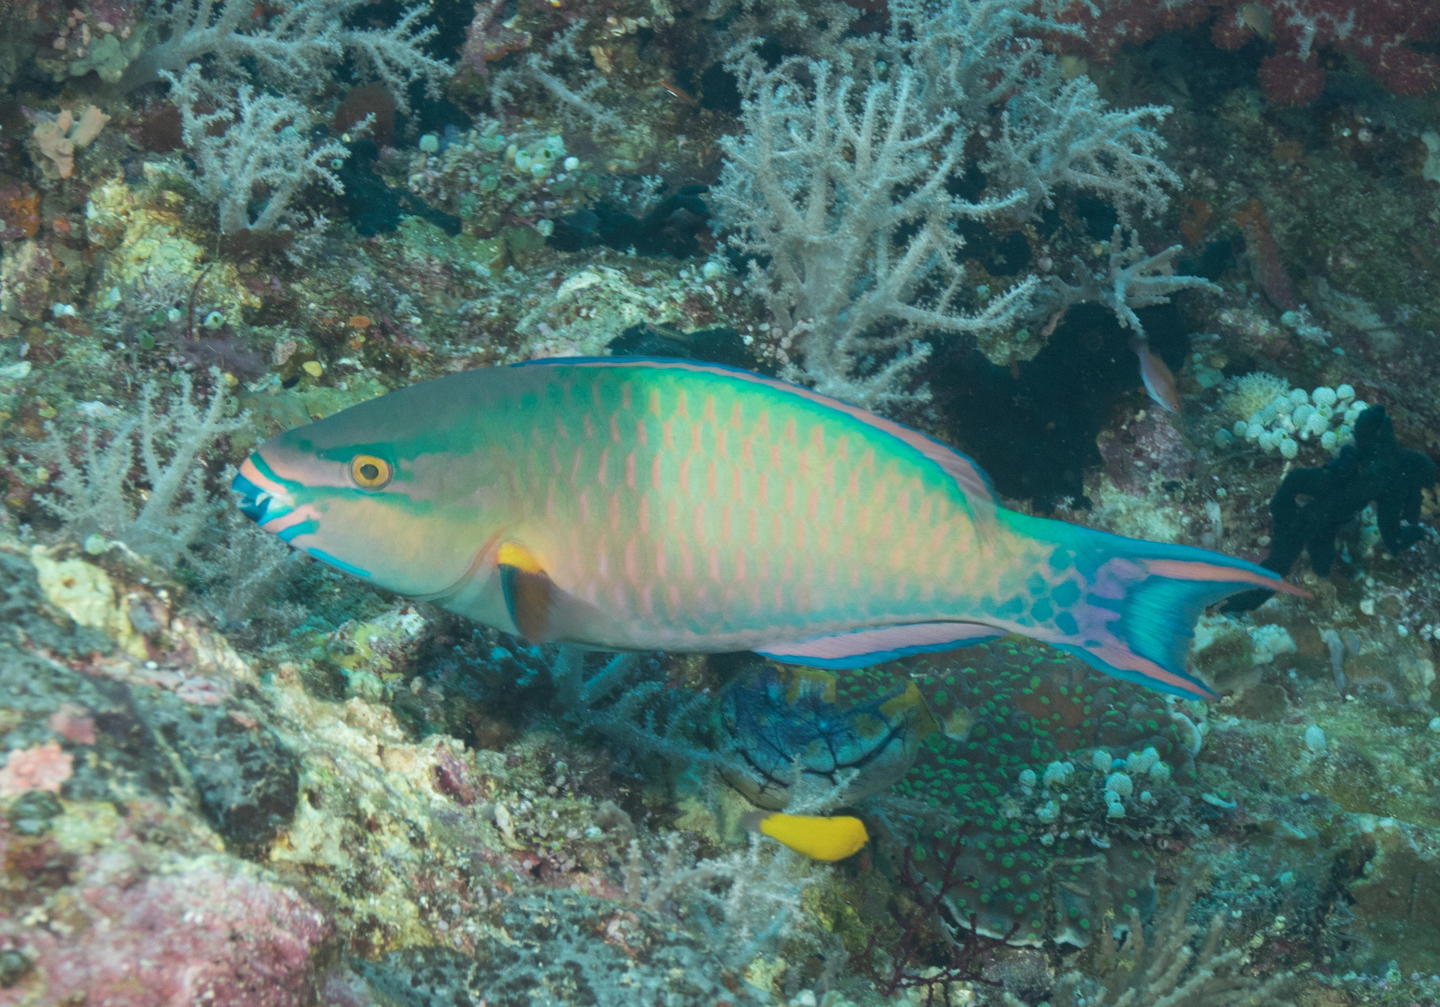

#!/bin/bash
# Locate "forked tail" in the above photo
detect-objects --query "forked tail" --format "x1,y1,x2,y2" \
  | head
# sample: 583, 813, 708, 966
1018, 517, 1307, 699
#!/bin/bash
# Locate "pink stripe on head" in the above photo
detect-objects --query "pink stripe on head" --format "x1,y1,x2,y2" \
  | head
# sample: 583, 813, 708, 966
237, 457, 289, 500
262, 503, 318, 536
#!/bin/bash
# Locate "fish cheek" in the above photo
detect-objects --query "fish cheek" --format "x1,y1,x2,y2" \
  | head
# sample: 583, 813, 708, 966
329, 495, 482, 597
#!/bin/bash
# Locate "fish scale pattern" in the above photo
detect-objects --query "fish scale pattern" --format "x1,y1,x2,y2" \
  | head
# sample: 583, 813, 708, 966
508, 367, 988, 647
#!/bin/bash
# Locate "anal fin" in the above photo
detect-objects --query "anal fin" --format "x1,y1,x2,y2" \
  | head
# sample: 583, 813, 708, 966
756, 622, 1004, 670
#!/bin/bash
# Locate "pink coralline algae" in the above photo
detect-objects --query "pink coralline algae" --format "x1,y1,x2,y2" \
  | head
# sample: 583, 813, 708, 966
0, 856, 330, 1006
47, 703, 97, 745
0, 743, 73, 796
462, 0, 532, 76
1054, 0, 1440, 106
1097, 410, 1196, 495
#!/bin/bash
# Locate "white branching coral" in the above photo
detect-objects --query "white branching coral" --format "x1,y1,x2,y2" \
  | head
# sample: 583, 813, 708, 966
985, 78, 1178, 224
119, 0, 450, 111
713, 0, 1207, 401
1050, 226, 1222, 337
165, 65, 350, 234
713, 53, 1037, 409
489, 23, 624, 135
1002, 882, 1294, 1007
42, 371, 244, 568
622, 832, 811, 969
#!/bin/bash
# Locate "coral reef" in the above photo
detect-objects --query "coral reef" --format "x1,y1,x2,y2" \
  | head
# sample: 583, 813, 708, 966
1053, 0, 1440, 106
711, 0, 1213, 403
0, 0, 1436, 1002
165, 66, 350, 234
40, 370, 242, 568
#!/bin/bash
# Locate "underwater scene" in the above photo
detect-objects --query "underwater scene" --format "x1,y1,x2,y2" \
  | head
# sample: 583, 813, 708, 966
1, 0, 1439, 1004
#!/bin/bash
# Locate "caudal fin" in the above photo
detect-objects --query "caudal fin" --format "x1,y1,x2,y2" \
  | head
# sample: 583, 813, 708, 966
1024, 520, 1306, 700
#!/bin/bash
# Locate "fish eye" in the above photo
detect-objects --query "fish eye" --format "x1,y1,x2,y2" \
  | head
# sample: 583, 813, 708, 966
349, 454, 392, 489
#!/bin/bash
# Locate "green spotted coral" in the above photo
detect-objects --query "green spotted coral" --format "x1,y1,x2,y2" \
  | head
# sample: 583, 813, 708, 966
875, 638, 1203, 946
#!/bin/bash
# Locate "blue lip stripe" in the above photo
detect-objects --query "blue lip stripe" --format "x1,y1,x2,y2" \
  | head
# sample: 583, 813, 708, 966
232, 470, 269, 521
307, 548, 372, 578
277, 519, 319, 543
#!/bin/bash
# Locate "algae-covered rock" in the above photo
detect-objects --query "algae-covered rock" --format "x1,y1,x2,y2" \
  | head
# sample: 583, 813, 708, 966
29, 546, 147, 659
516, 266, 690, 359
361, 889, 740, 1007
1345, 818, 1440, 975
134, 687, 300, 859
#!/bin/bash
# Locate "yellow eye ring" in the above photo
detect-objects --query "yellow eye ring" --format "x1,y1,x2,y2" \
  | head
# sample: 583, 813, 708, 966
349, 454, 392, 489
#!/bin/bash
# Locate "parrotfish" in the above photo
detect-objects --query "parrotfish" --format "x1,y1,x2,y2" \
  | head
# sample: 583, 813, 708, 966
234, 358, 1301, 699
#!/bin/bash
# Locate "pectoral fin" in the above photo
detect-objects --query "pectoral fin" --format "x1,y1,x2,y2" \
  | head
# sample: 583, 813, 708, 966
497, 543, 560, 643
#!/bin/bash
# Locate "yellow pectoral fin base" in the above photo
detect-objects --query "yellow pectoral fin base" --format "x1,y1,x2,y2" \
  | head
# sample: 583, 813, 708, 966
757, 813, 869, 862
497, 543, 556, 643
497, 542, 547, 575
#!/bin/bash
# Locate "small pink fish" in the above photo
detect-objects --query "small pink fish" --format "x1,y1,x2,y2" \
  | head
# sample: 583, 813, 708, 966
1132, 337, 1181, 413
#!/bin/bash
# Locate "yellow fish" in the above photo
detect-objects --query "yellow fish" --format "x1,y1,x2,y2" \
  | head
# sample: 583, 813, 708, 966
744, 812, 869, 862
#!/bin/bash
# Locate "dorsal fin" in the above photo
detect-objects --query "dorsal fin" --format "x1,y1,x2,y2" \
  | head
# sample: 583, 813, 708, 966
513, 357, 999, 522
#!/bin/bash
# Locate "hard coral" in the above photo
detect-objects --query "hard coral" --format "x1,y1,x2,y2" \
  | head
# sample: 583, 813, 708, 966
0, 182, 39, 243
871, 638, 1200, 946
1054, 0, 1440, 105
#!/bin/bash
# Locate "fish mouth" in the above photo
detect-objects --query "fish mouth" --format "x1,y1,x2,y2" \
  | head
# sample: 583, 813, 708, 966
233, 455, 297, 527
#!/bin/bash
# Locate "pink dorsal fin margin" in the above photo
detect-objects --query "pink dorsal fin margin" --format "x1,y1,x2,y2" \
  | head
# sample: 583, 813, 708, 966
515, 356, 1000, 522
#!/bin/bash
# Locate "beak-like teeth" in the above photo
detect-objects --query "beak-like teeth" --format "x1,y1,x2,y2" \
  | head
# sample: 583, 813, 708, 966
258, 490, 296, 523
